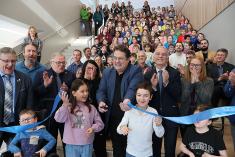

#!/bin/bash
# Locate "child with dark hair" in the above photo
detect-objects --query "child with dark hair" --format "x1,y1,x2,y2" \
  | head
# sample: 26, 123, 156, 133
179, 105, 228, 157
54, 79, 104, 157
8, 109, 56, 157
117, 82, 164, 157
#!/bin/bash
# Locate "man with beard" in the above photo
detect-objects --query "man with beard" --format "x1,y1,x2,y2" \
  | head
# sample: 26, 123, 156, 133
16, 43, 46, 82
169, 42, 187, 70
81, 47, 92, 63
195, 39, 216, 64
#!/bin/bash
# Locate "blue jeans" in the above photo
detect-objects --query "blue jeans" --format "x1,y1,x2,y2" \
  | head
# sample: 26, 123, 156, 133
65, 144, 93, 157
126, 152, 152, 157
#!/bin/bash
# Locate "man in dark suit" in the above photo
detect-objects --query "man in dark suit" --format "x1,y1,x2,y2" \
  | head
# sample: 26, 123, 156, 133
96, 45, 144, 157
144, 47, 182, 157
0, 47, 33, 148
33, 53, 75, 155
207, 48, 234, 107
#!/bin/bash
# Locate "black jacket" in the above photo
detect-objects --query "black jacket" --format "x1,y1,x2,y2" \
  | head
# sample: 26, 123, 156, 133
0, 70, 33, 125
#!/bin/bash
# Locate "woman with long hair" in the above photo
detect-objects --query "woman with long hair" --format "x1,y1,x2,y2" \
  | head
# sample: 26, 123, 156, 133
80, 60, 107, 157
22, 26, 43, 62
180, 56, 214, 136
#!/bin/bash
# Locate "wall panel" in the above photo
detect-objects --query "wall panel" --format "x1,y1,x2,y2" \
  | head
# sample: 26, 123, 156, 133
174, 0, 234, 30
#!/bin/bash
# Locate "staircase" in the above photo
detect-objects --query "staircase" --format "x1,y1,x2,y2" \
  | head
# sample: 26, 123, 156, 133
62, 36, 94, 66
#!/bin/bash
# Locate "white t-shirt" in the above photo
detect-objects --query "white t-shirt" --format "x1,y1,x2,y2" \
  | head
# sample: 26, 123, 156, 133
169, 52, 187, 69
117, 107, 165, 157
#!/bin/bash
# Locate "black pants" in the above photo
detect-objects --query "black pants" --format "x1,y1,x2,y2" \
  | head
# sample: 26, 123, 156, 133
94, 23, 102, 36
153, 121, 178, 157
109, 118, 127, 157
46, 117, 65, 156
0, 132, 14, 148
211, 85, 230, 107
93, 130, 107, 157
0, 123, 17, 157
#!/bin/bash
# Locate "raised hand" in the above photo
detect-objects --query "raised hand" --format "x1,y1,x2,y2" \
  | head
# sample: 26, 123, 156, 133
151, 73, 158, 88
229, 71, 235, 86
43, 71, 53, 87
60, 91, 70, 107
162, 70, 169, 85
60, 82, 69, 92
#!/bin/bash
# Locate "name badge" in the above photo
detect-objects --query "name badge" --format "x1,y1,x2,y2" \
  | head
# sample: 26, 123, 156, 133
29, 135, 39, 145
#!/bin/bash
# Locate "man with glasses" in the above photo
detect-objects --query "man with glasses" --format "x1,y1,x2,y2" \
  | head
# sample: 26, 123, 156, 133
97, 45, 143, 157
144, 47, 181, 157
0, 47, 33, 154
207, 48, 234, 107
33, 53, 75, 155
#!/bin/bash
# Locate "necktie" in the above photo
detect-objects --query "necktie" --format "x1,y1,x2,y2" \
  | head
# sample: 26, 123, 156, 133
218, 65, 223, 76
158, 70, 163, 95
56, 74, 62, 91
4, 75, 14, 124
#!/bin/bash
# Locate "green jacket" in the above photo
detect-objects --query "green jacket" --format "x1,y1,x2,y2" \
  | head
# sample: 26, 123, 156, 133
80, 8, 89, 21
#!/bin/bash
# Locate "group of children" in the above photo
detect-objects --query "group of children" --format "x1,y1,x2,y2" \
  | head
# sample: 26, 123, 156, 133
4, 79, 227, 157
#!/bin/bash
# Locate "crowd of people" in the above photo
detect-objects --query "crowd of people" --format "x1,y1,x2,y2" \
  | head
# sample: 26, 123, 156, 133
0, 1, 235, 157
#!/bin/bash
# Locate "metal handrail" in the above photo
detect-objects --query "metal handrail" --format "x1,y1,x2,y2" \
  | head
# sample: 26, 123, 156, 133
17, 18, 80, 57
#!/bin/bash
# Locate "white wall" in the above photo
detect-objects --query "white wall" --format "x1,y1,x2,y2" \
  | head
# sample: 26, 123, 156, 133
0, 0, 82, 64
200, 2, 235, 64
99, 0, 174, 9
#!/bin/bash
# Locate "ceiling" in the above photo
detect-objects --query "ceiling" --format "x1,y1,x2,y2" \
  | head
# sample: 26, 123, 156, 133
0, 0, 82, 48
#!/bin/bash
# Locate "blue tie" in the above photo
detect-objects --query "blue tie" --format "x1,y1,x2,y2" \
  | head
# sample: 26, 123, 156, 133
4, 75, 14, 124
158, 70, 163, 95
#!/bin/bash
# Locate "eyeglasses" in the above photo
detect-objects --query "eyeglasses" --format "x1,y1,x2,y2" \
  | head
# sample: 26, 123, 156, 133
190, 63, 201, 68
19, 116, 35, 123
113, 56, 126, 61
52, 61, 66, 65
86, 66, 96, 70
0, 58, 17, 64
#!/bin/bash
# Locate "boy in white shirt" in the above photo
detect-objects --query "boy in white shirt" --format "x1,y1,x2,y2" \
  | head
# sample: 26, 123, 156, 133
117, 82, 165, 157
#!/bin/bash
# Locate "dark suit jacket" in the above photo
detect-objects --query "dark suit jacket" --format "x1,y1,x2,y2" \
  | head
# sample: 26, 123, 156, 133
96, 64, 144, 127
207, 62, 234, 86
0, 70, 33, 126
144, 66, 182, 127
33, 68, 75, 117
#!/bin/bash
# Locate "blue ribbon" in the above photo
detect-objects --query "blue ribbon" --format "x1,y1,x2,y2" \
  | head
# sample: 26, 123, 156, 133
128, 102, 235, 124
0, 94, 61, 133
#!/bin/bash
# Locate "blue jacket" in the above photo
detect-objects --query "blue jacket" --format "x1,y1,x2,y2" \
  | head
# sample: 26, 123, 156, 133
224, 80, 235, 124
96, 64, 144, 127
15, 61, 46, 83
8, 125, 56, 157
